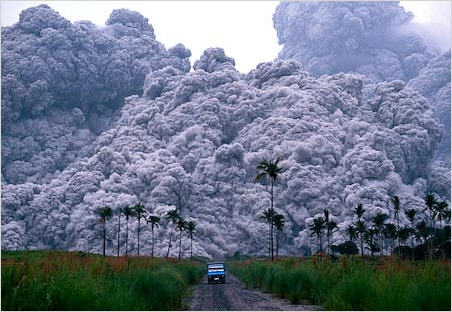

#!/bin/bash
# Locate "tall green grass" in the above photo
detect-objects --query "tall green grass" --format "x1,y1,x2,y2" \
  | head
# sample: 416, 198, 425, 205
1, 250, 203, 311
230, 258, 451, 311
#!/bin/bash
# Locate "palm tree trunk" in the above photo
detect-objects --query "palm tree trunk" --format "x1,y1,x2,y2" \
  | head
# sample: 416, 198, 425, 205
380, 235, 383, 256
327, 230, 330, 256
103, 222, 106, 257
268, 222, 271, 260
137, 217, 141, 256
151, 225, 155, 258
396, 215, 400, 251
429, 210, 433, 260
318, 234, 322, 253
125, 218, 129, 257
166, 224, 173, 258
178, 228, 182, 260
276, 231, 279, 259
360, 233, 364, 259
270, 178, 274, 261
117, 215, 121, 257
190, 234, 193, 262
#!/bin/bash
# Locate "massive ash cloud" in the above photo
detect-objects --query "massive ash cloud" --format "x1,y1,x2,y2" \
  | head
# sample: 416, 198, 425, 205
273, 0, 451, 168
2, 45, 447, 257
273, 1, 434, 81
1, 5, 191, 184
407, 51, 451, 165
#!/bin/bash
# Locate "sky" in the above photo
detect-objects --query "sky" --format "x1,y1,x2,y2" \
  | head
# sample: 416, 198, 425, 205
1, 1, 451, 73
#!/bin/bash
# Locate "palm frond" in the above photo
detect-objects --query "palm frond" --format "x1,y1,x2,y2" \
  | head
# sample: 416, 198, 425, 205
254, 172, 267, 183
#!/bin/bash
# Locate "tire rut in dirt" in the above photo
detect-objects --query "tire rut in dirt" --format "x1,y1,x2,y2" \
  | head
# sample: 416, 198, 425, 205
188, 274, 321, 311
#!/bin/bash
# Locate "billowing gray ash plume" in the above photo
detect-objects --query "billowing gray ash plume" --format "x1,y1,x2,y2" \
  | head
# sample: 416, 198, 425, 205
273, 1, 451, 164
1, 4, 449, 258
1, 5, 191, 184
273, 1, 434, 81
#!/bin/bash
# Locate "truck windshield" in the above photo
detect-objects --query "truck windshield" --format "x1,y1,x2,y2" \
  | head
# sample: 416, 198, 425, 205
207, 264, 224, 271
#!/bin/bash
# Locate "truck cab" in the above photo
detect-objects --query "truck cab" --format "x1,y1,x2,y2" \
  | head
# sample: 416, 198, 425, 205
207, 262, 226, 284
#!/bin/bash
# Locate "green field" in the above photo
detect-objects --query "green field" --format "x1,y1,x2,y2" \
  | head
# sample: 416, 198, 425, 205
1, 250, 203, 311
230, 257, 451, 311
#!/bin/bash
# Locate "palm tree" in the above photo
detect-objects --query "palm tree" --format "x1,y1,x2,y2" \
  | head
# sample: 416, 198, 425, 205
415, 220, 430, 260
415, 220, 428, 244
116, 207, 122, 257
324, 209, 330, 255
185, 221, 196, 261
383, 223, 397, 255
364, 228, 379, 256
390, 196, 401, 250
347, 225, 358, 242
147, 215, 160, 258
372, 213, 389, 255
165, 209, 180, 258
398, 227, 411, 247
310, 216, 326, 254
122, 205, 135, 257
324, 209, 337, 256
255, 156, 283, 261
424, 194, 437, 227
434, 201, 449, 228
353, 204, 366, 258
176, 217, 186, 260
97, 206, 113, 257
424, 194, 437, 259
273, 213, 285, 259
405, 209, 417, 260
133, 203, 146, 256
261, 208, 277, 260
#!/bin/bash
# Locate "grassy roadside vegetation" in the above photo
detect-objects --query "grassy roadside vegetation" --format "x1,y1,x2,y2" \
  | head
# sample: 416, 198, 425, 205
1, 250, 204, 311
230, 257, 451, 311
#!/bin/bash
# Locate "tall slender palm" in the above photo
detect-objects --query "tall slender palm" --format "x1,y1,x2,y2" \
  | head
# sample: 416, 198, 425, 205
185, 221, 196, 261
434, 201, 449, 228
255, 156, 283, 261
424, 194, 437, 227
390, 196, 401, 250
405, 209, 417, 260
372, 213, 389, 255
353, 204, 366, 258
166, 209, 180, 258
415, 220, 430, 260
364, 228, 379, 256
310, 216, 326, 254
383, 223, 397, 255
424, 193, 437, 259
116, 207, 122, 257
324, 209, 337, 256
97, 206, 113, 257
147, 215, 160, 258
122, 205, 135, 257
176, 217, 186, 260
261, 208, 277, 260
133, 203, 146, 256
273, 213, 285, 259
324, 209, 330, 255
347, 225, 358, 242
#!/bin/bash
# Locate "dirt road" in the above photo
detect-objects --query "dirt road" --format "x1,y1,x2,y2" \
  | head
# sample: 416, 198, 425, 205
188, 273, 320, 311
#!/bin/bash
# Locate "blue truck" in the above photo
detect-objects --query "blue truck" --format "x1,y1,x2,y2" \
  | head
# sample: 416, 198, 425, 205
207, 262, 226, 284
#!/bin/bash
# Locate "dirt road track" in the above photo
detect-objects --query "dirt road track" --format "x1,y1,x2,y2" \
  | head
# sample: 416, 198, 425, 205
188, 274, 320, 311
